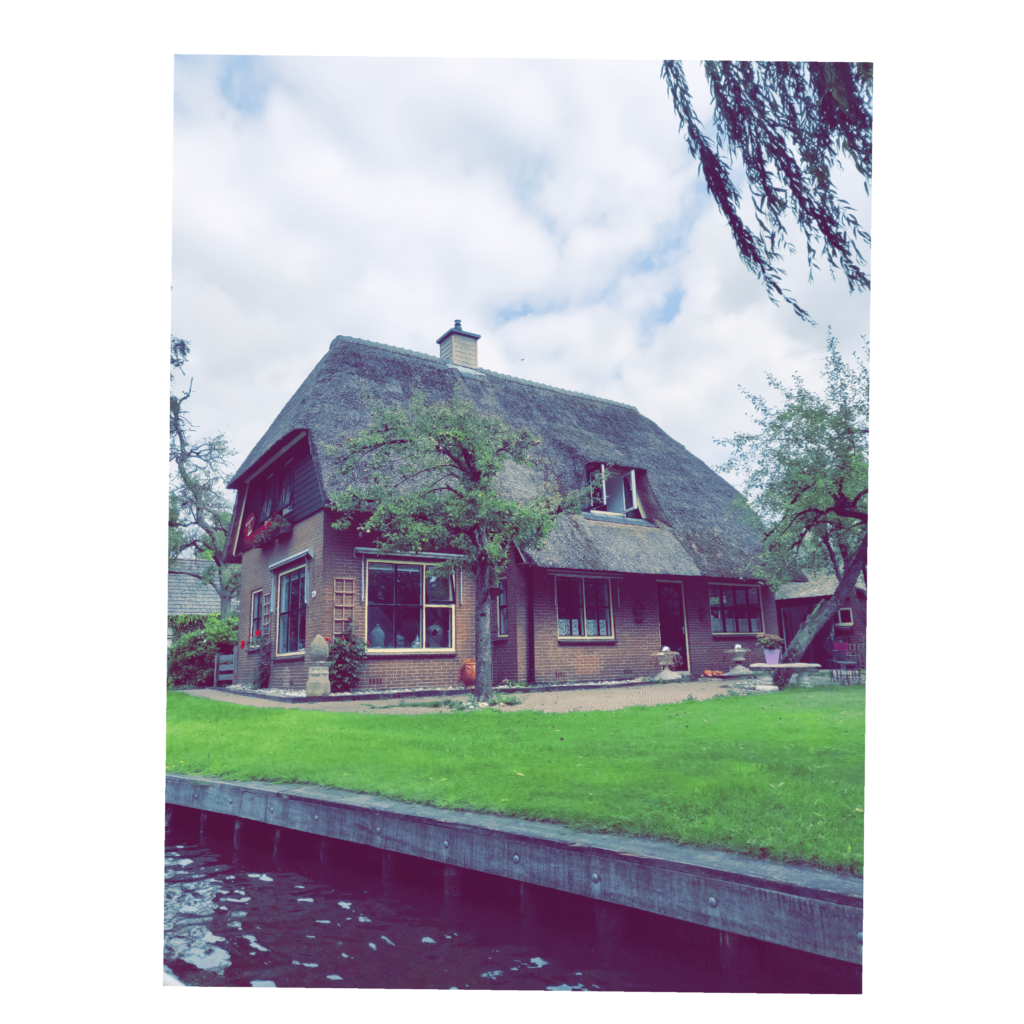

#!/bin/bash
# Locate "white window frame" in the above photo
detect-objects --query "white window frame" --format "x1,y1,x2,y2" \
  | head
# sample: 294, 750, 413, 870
554, 574, 615, 640
365, 560, 456, 652
835, 606, 854, 628
587, 464, 640, 515
276, 565, 308, 656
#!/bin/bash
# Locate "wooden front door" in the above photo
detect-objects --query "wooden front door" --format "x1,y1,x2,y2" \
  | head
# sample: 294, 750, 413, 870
657, 582, 687, 670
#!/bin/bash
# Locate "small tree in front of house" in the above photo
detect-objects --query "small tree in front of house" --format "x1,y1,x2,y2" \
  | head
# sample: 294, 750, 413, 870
329, 392, 585, 702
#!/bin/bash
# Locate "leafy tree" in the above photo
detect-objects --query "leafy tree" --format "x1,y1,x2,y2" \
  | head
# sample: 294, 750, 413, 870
169, 336, 240, 617
329, 391, 585, 701
661, 61, 872, 323
715, 333, 868, 678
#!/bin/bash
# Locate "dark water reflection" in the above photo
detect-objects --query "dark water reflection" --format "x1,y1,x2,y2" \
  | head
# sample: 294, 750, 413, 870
164, 808, 860, 993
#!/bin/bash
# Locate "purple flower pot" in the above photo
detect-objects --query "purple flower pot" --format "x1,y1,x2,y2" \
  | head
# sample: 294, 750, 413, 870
764, 648, 781, 665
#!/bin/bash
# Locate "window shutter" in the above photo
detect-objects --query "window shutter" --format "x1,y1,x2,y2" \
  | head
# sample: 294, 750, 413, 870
623, 469, 637, 512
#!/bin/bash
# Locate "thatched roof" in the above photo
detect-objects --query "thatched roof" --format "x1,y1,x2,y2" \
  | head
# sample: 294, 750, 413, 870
168, 559, 237, 616
774, 571, 867, 602
226, 334, 767, 578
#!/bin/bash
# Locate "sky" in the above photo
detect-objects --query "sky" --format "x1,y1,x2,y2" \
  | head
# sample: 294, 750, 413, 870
171, 56, 872, 484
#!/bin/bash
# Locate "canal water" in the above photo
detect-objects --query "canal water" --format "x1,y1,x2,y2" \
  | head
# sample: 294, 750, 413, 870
165, 807, 860, 993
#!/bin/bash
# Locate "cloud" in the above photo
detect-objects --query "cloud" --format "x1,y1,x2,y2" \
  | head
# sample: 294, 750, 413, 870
171, 55, 870, 482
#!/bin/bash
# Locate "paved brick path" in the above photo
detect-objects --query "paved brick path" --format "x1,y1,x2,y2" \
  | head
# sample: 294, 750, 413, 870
181, 677, 751, 715
507, 678, 737, 713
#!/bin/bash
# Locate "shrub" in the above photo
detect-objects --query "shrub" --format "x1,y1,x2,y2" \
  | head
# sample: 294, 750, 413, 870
255, 639, 273, 689
327, 634, 367, 693
168, 613, 208, 642
167, 614, 239, 689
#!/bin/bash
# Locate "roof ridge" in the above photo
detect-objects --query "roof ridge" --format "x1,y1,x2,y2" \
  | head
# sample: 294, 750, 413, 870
329, 334, 440, 364
328, 334, 637, 411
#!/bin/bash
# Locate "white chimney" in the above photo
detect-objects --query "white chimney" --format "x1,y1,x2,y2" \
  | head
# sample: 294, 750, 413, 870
435, 319, 481, 368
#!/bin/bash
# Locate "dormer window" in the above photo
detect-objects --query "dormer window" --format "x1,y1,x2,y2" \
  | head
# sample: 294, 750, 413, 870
587, 464, 642, 516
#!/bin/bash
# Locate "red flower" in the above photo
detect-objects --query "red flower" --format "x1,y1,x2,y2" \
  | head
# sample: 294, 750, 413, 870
255, 630, 261, 637
240, 640, 245, 648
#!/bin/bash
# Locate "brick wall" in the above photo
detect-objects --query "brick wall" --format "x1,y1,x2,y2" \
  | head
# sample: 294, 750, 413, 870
323, 520, 476, 692
529, 570, 664, 684
237, 522, 791, 689
490, 562, 528, 685
681, 577, 780, 677
236, 512, 328, 689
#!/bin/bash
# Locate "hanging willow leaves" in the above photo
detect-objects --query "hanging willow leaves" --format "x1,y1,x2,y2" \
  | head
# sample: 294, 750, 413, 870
661, 61, 872, 322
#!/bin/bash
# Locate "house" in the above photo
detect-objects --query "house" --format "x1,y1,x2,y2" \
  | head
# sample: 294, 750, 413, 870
774, 571, 867, 667
222, 323, 783, 691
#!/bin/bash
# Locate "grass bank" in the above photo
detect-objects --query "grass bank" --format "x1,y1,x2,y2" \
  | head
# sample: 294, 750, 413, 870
166, 687, 864, 874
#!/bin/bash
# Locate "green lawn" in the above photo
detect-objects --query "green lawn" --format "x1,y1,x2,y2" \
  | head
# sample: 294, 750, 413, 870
166, 686, 865, 875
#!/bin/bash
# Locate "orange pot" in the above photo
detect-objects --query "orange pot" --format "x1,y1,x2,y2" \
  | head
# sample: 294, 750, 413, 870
460, 659, 476, 688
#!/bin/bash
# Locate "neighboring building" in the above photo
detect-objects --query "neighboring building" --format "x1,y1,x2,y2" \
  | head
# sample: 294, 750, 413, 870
774, 572, 867, 667
167, 558, 238, 645
222, 324, 783, 691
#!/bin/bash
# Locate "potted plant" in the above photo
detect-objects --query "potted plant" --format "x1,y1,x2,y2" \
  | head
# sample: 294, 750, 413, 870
755, 633, 785, 664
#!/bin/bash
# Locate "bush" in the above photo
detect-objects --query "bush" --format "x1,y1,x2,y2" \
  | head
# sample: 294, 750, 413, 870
328, 634, 367, 693
167, 614, 238, 689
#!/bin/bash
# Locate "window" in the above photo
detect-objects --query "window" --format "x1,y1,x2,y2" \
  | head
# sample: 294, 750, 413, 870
709, 585, 762, 634
256, 462, 294, 523
587, 464, 640, 515
366, 562, 454, 650
834, 606, 854, 628
495, 578, 508, 636
556, 576, 613, 638
277, 566, 307, 654
250, 590, 264, 647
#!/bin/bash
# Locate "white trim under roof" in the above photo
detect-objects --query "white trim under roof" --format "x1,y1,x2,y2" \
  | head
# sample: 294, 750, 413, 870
242, 431, 308, 484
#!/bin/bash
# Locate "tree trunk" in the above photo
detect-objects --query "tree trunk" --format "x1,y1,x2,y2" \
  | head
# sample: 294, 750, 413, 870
774, 532, 868, 687
473, 562, 494, 702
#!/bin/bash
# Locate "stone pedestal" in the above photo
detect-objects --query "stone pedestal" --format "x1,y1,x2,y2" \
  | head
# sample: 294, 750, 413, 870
306, 634, 330, 697
654, 651, 683, 680
721, 645, 754, 679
